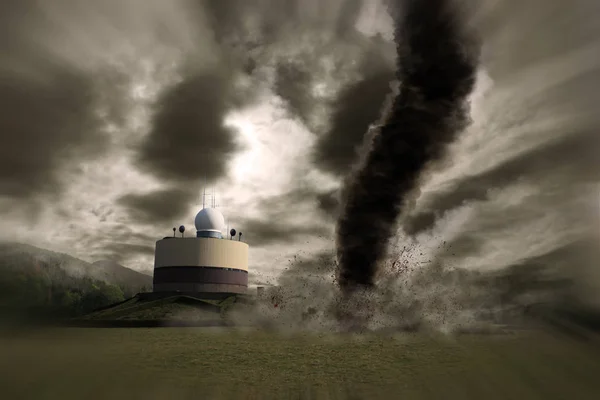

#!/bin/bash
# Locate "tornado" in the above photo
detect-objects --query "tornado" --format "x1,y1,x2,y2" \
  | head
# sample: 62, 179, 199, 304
336, 0, 480, 295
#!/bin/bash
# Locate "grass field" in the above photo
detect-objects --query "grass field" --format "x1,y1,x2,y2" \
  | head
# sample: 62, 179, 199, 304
1, 327, 600, 399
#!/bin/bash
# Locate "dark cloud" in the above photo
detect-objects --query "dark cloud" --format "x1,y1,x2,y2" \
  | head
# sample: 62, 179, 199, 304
136, 72, 247, 183
335, 0, 365, 38
117, 187, 197, 225
220, 184, 338, 248
273, 43, 393, 136
201, 0, 304, 47
403, 131, 600, 235
0, 70, 103, 197
239, 187, 339, 221
273, 61, 314, 124
93, 68, 134, 129
201, 0, 395, 166
476, 0, 600, 82
226, 187, 339, 246
200, 0, 262, 43
0, 1, 107, 200
237, 219, 330, 248
130, 2, 388, 241
201, 0, 365, 43
473, 239, 600, 323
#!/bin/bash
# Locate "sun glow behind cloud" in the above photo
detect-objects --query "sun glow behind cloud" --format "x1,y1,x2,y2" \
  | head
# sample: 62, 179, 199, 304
225, 113, 263, 184
221, 101, 319, 198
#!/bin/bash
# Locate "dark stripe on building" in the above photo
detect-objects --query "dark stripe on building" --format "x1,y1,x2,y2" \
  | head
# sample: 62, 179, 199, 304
153, 266, 248, 286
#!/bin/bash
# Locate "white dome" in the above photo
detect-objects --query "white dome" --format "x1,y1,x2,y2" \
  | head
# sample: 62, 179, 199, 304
194, 208, 225, 232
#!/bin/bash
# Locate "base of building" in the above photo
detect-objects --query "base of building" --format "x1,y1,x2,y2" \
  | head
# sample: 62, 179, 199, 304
142, 290, 246, 301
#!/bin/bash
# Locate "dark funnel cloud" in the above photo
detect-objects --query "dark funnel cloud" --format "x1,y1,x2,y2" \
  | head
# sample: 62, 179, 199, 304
312, 35, 395, 177
336, 0, 480, 293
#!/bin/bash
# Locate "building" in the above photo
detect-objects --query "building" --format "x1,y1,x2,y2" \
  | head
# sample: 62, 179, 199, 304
152, 207, 248, 297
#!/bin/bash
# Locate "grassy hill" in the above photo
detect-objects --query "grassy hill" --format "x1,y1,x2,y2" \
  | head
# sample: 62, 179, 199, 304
74, 294, 225, 326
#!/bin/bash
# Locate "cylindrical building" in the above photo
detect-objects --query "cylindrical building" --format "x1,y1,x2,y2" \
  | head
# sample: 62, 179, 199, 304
152, 208, 248, 295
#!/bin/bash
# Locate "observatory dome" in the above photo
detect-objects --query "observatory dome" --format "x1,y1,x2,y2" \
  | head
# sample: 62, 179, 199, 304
194, 208, 225, 233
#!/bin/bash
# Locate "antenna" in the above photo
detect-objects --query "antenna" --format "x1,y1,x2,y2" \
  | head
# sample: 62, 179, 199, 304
202, 187, 206, 209
179, 225, 185, 238
172, 227, 176, 237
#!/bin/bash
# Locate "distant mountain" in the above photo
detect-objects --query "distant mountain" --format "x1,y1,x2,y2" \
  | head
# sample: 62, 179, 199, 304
89, 260, 153, 291
0, 242, 152, 296
0, 242, 154, 320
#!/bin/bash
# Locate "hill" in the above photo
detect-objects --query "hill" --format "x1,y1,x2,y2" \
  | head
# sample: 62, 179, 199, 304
73, 294, 226, 327
0, 242, 153, 321
0, 242, 152, 294
88, 260, 152, 293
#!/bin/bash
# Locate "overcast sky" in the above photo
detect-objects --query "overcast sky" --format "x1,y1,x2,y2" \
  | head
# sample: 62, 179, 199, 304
1, 0, 599, 289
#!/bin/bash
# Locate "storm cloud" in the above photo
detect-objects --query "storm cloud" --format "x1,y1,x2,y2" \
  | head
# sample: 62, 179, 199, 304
117, 187, 199, 226
236, 219, 331, 247
0, 1, 107, 200
231, 187, 335, 247
135, 71, 248, 183
404, 130, 600, 235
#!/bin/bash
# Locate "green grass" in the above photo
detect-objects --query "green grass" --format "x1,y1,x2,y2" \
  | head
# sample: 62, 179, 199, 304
1, 328, 600, 399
